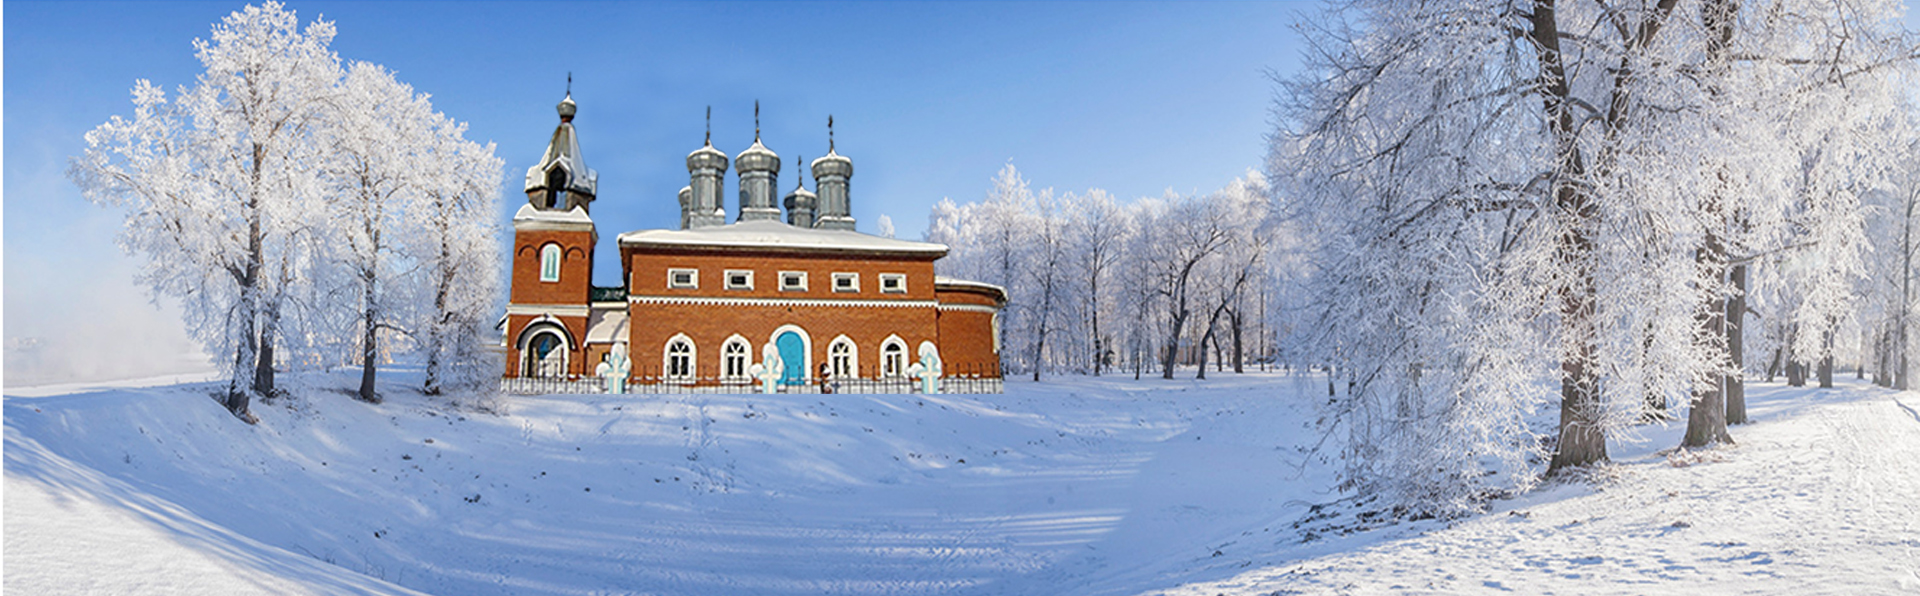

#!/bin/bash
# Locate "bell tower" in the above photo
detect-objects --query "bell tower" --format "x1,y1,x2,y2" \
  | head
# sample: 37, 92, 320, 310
504, 87, 599, 379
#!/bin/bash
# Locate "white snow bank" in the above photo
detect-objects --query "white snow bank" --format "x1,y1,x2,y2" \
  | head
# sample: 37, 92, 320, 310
1157, 381, 1920, 595
6, 371, 1915, 595
4, 371, 1332, 595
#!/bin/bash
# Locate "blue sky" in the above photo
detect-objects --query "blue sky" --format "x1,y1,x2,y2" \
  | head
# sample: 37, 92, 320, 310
3, 1, 1311, 382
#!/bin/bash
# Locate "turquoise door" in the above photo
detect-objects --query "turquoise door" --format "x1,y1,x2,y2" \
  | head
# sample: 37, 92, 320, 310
777, 331, 806, 385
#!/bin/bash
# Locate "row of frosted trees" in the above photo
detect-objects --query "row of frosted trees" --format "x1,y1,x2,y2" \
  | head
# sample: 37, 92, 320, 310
926, 164, 1288, 382
1269, 0, 1918, 517
70, 3, 504, 421
929, 0, 1918, 520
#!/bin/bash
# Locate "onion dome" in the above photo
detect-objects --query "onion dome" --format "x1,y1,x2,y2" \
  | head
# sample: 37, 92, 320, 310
687, 142, 729, 173
737, 139, 781, 174
737, 101, 781, 175
783, 155, 818, 229
810, 148, 853, 180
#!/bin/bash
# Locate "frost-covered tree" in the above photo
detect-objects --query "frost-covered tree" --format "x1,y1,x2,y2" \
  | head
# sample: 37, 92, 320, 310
73, 3, 504, 416
320, 63, 430, 403
415, 116, 504, 397
1272, 0, 1913, 515
1861, 114, 1919, 390
1192, 173, 1272, 379
1022, 189, 1067, 380
70, 2, 340, 421
1142, 191, 1235, 379
1064, 189, 1131, 375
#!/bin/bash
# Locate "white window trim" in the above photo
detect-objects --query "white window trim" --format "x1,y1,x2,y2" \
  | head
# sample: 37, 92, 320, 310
668, 268, 699, 290
828, 335, 858, 379
880, 335, 908, 378
878, 273, 907, 294
779, 271, 808, 292
720, 335, 751, 381
664, 334, 697, 382
832, 272, 860, 293
539, 244, 562, 283
724, 269, 754, 291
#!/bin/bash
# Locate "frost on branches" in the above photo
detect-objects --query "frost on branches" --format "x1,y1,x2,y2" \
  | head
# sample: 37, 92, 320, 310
70, 2, 503, 419
1271, 0, 1913, 518
928, 164, 1281, 381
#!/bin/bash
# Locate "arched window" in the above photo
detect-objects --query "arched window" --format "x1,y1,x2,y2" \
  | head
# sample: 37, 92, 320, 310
546, 165, 569, 209
721, 337, 750, 382
881, 337, 907, 378
665, 336, 695, 382
828, 336, 857, 380
664, 334, 695, 382
540, 244, 562, 282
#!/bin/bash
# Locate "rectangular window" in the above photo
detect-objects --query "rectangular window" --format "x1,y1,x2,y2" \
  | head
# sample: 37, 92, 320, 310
832, 272, 859, 293
879, 273, 906, 294
725, 269, 753, 290
668, 268, 698, 289
780, 271, 808, 292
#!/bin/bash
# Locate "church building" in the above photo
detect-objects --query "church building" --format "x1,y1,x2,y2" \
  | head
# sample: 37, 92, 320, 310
501, 94, 1005, 392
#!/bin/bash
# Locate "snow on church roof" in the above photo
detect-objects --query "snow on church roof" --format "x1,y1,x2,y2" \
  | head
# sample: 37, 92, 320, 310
934, 277, 1008, 297
513, 204, 595, 233
617, 220, 947, 256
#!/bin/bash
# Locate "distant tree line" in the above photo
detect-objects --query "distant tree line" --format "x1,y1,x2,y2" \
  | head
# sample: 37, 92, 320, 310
927, 164, 1290, 382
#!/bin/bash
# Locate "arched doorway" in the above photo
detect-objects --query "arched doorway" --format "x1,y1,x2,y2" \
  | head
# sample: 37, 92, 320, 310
776, 331, 806, 385
520, 325, 569, 378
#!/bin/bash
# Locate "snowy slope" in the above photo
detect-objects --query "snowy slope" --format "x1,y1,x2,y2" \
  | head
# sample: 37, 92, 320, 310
1157, 382, 1920, 595
5, 372, 1916, 595
5, 372, 1333, 595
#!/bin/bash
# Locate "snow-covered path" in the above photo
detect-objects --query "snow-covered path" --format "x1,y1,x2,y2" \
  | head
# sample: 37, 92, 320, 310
1161, 382, 1920, 595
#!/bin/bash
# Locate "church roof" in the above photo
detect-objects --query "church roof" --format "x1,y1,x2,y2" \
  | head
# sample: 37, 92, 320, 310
512, 204, 595, 235
524, 95, 599, 197
617, 220, 946, 257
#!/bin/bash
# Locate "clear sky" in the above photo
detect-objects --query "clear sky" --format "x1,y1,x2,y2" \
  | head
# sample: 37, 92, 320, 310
10, 1, 1913, 385
3, 1, 1313, 383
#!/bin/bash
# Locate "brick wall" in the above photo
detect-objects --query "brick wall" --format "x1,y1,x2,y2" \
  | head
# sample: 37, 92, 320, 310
510, 229, 595, 305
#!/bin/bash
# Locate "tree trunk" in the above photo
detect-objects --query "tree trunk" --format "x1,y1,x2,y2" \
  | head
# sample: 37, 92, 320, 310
227, 309, 256, 422
1818, 323, 1835, 388
1195, 326, 1212, 380
1900, 188, 1913, 391
1767, 344, 1782, 383
1642, 321, 1666, 418
255, 320, 276, 398
1683, 236, 1733, 447
1533, 0, 1645, 474
1161, 308, 1186, 380
1726, 264, 1747, 424
1231, 308, 1245, 374
358, 280, 382, 403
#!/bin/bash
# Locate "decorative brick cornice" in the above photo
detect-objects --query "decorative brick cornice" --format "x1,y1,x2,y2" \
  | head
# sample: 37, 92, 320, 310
628, 295, 937, 309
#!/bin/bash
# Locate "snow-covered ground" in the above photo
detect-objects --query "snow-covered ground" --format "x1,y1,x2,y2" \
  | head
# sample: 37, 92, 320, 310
5, 371, 1916, 595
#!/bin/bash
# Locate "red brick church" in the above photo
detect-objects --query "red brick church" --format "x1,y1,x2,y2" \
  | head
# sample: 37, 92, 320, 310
501, 94, 1004, 393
